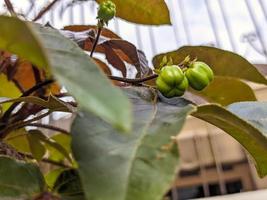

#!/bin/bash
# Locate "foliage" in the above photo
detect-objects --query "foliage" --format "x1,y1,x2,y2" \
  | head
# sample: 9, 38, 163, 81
0, 0, 267, 200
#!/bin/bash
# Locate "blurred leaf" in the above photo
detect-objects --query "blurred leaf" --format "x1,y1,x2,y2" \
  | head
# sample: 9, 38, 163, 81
4, 129, 31, 154
192, 76, 257, 106
1, 95, 75, 113
45, 168, 66, 189
7, 60, 42, 91
31, 23, 131, 132
29, 130, 72, 163
72, 87, 195, 200
0, 156, 45, 198
5, 59, 60, 94
0, 74, 21, 111
0, 16, 49, 72
53, 169, 85, 200
46, 133, 72, 163
153, 46, 267, 84
96, 0, 171, 25
93, 58, 111, 76
27, 132, 46, 161
192, 103, 267, 177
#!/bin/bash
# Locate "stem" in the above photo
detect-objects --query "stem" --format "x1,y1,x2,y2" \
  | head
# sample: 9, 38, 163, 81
108, 74, 158, 84
26, 123, 70, 135
33, 0, 60, 21
1, 79, 54, 123
90, 26, 102, 57
4, 0, 17, 17
54, 92, 71, 98
23, 79, 55, 97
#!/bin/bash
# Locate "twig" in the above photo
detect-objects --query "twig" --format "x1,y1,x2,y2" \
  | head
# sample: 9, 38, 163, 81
1, 79, 54, 123
33, 0, 60, 22
90, 27, 102, 57
108, 74, 158, 84
54, 92, 72, 98
4, 0, 17, 17
22, 79, 55, 97
26, 123, 70, 135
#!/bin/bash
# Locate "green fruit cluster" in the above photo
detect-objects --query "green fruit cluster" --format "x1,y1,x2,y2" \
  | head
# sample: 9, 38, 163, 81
156, 65, 188, 98
185, 61, 214, 91
156, 61, 214, 98
97, 0, 116, 24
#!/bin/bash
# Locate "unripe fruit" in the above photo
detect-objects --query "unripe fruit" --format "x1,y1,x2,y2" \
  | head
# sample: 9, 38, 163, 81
156, 65, 188, 98
185, 61, 214, 91
97, 0, 116, 23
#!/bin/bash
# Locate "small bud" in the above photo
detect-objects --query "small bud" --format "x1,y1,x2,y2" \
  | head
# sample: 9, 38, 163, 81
97, 0, 116, 26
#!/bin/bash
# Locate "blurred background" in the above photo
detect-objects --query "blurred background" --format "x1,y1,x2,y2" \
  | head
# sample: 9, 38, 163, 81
1, 0, 267, 199
1, 0, 267, 65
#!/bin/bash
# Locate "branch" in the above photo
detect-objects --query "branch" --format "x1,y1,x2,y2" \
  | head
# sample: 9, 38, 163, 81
108, 74, 158, 84
4, 0, 17, 17
33, 0, 60, 22
23, 79, 55, 97
26, 123, 70, 135
90, 27, 102, 57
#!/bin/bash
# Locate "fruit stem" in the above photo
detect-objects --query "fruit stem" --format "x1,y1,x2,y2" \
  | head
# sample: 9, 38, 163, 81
90, 25, 103, 58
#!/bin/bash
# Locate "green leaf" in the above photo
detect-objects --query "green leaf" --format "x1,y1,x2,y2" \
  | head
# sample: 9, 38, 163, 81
0, 74, 21, 111
0, 16, 131, 132
192, 103, 267, 178
0, 156, 45, 198
192, 76, 256, 106
29, 130, 72, 163
228, 102, 267, 176
27, 132, 46, 161
45, 168, 66, 189
96, 0, 171, 25
0, 95, 75, 113
153, 46, 267, 84
0, 16, 49, 72
4, 129, 31, 154
71, 87, 195, 200
46, 133, 72, 163
53, 169, 85, 200
31, 23, 131, 132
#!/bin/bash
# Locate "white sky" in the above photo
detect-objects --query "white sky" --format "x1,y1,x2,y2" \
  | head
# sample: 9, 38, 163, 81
1, 0, 267, 64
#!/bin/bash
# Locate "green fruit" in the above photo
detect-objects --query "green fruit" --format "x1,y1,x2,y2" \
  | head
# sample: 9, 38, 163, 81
97, 0, 116, 23
185, 61, 214, 91
156, 65, 188, 98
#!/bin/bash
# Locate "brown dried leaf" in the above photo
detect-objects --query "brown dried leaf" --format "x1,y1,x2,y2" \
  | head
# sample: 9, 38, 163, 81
93, 58, 111, 76
64, 25, 121, 39
62, 27, 150, 78
104, 46, 127, 77
5, 59, 60, 94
